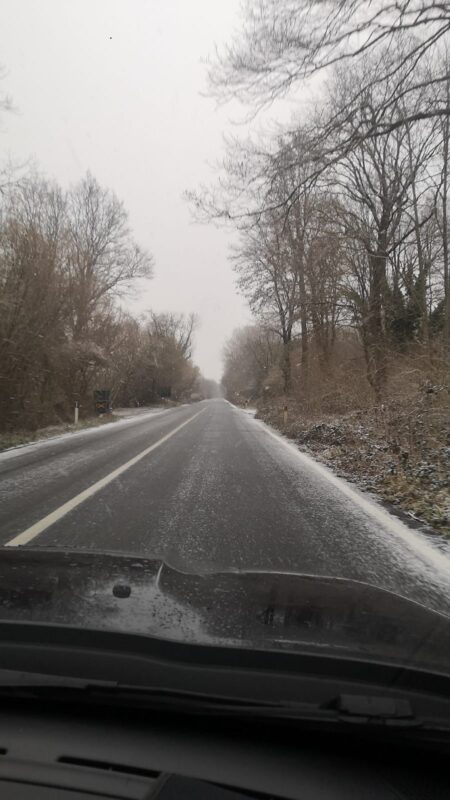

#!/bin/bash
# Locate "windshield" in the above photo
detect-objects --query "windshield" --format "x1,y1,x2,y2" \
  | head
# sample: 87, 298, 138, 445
0, 0, 449, 680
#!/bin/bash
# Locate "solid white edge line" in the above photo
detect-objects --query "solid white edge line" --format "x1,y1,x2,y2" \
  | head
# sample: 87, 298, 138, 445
5, 409, 205, 547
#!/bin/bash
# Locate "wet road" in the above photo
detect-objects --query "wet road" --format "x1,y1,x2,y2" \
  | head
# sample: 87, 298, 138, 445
1, 398, 450, 612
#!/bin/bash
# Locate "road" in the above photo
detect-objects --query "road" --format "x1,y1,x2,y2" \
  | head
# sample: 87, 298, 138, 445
1, 398, 450, 613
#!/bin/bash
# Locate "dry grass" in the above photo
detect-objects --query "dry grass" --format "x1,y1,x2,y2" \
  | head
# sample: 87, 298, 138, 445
257, 347, 450, 534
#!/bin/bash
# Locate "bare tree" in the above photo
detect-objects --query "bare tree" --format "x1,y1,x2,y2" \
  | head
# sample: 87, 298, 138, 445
148, 312, 198, 359
233, 216, 301, 393
66, 173, 153, 339
141, 312, 199, 401
319, 61, 441, 396
305, 206, 345, 368
429, 52, 450, 343
222, 326, 281, 401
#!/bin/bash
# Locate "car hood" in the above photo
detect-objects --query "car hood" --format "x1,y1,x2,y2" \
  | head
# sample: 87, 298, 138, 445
0, 547, 449, 673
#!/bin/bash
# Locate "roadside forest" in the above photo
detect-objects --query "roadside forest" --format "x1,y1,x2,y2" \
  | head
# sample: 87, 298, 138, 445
0, 171, 210, 435
197, 1, 450, 532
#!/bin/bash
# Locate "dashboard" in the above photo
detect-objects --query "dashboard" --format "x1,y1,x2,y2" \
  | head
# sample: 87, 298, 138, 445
0, 698, 447, 799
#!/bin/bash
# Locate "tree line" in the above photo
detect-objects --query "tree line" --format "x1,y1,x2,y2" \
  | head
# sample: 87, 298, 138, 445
0, 171, 211, 432
193, 1, 450, 408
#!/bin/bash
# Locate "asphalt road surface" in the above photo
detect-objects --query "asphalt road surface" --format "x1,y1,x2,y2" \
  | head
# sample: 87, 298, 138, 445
1, 399, 450, 613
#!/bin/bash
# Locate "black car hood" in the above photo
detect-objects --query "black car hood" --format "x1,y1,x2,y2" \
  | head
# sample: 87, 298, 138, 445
0, 547, 449, 673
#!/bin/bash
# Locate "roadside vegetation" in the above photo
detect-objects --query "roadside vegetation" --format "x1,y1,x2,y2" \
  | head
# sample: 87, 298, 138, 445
195, 1, 450, 534
0, 171, 219, 436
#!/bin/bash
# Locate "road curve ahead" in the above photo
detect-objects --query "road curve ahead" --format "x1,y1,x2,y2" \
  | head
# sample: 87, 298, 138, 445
1, 399, 449, 613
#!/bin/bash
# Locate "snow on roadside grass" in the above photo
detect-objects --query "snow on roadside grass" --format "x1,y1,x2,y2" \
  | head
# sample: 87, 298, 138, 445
230, 404, 450, 606
263, 420, 450, 564
257, 399, 450, 536
0, 407, 171, 460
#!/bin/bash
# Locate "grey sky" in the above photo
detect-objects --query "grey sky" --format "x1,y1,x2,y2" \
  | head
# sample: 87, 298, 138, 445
0, 0, 251, 381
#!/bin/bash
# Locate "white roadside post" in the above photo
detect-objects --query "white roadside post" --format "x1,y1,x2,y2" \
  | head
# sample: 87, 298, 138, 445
74, 400, 79, 425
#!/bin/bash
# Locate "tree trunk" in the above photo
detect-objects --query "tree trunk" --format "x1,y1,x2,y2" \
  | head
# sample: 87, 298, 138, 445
406, 124, 429, 343
442, 97, 450, 347
282, 337, 292, 394
297, 246, 309, 393
368, 246, 388, 401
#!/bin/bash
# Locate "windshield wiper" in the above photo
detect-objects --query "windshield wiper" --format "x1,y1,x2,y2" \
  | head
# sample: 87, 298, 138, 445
0, 673, 430, 731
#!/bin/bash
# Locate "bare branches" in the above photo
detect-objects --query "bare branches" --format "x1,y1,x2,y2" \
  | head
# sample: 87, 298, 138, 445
0, 171, 154, 430
201, 29, 450, 401
147, 312, 198, 359
209, 1, 450, 117
192, 2, 450, 227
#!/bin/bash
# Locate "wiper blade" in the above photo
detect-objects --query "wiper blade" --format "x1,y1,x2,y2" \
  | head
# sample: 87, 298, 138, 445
0, 679, 286, 713
0, 671, 285, 710
0, 676, 427, 730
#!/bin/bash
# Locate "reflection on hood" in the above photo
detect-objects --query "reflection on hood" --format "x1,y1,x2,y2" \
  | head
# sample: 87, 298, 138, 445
0, 548, 449, 674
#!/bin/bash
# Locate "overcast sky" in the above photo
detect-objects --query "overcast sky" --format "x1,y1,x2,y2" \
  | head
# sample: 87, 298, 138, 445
0, 0, 252, 381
